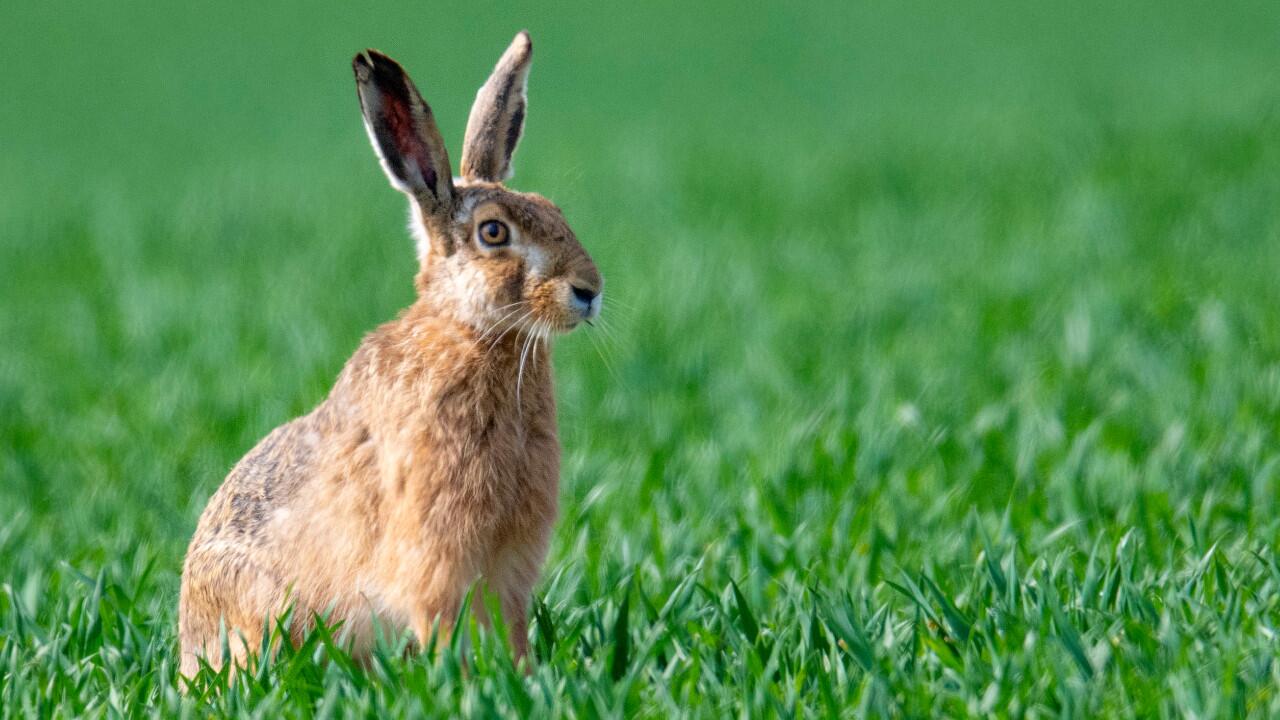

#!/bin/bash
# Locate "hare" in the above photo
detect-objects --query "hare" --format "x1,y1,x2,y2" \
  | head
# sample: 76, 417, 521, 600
178, 31, 601, 678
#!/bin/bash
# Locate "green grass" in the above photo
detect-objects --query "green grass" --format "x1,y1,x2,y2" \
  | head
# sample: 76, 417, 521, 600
4, 0, 1280, 716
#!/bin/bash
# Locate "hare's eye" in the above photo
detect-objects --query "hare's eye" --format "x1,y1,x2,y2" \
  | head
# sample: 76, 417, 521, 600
477, 220, 510, 247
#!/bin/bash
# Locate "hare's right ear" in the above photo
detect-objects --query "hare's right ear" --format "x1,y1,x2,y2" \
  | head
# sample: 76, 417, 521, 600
460, 31, 533, 183
353, 50, 454, 215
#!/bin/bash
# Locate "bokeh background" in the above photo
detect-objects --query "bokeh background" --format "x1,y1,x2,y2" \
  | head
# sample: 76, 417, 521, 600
3, 0, 1280, 715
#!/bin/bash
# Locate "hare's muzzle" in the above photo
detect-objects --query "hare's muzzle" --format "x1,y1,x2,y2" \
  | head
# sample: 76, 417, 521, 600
570, 285, 601, 321
573, 284, 601, 317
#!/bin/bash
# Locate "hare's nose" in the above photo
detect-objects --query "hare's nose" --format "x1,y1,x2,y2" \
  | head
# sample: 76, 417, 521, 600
570, 285, 601, 319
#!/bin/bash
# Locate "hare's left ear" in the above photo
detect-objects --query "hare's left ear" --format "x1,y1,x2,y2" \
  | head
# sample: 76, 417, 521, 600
460, 31, 532, 183
353, 50, 455, 215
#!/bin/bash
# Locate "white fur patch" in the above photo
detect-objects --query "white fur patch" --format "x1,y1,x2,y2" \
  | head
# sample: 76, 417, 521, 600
522, 243, 550, 278
408, 204, 432, 261
443, 256, 497, 328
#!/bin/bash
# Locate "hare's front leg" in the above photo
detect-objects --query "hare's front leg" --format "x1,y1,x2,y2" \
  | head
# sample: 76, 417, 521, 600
402, 551, 476, 650
485, 539, 550, 664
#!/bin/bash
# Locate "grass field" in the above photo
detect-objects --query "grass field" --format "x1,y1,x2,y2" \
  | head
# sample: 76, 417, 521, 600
4, 0, 1280, 716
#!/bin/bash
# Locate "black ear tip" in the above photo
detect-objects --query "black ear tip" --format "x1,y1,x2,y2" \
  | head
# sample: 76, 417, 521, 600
352, 51, 373, 78
353, 49, 398, 69
353, 49, 408, 86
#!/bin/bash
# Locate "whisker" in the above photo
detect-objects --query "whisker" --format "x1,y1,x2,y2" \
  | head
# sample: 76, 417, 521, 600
475, 302, 528, 345
491, 300, 528, 313
531, 320, 545, 374
516, 325, 536, 416
537, 319, 554, 373
475, 314, 518, 349
592, 315, 624, 356
600, 296, 639, 318
602, 293, 637, 310
485, 309, 535, 355
585, 321, 623, 387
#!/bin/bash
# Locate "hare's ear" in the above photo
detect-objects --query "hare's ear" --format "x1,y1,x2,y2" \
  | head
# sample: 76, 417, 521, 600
460, 31, 532, 183
353, 50, 454, 214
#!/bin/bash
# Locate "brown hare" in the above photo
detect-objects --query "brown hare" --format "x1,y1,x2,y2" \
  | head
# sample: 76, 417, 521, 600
178, 30, 601, 678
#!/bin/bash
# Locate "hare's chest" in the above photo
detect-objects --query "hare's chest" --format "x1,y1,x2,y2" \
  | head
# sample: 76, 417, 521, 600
455, 422, 559, 531
408, 371, 559, 527
465, 423, 559, 502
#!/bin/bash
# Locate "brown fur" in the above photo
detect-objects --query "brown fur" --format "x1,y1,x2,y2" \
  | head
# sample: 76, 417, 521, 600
178, 32, 601, 679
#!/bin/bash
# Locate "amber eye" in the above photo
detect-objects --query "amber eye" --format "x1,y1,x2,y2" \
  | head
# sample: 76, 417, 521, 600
477, 219, 510, 247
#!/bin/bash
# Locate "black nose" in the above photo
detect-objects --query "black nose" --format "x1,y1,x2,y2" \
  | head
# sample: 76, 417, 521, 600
571, 285, 598, 304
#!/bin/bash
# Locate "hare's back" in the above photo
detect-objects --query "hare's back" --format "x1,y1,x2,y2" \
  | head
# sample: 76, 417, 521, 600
191, 412, 331, 547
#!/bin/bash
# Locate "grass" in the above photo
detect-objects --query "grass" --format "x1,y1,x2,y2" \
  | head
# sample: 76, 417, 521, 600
3, 0, 1280, 716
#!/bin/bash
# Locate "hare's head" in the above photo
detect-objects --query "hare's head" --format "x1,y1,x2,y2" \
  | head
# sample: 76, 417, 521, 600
353, 32, 601, 336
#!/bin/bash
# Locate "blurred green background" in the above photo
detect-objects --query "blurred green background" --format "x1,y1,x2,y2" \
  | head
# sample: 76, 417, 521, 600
3, 0, 1280, 715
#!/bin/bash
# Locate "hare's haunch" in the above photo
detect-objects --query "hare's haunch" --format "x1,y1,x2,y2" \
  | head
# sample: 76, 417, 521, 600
178, 31, 602, 677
